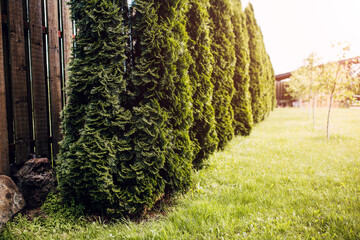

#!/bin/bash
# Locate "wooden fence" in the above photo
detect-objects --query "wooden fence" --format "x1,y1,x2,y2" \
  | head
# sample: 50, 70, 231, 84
0, 0, 73, 175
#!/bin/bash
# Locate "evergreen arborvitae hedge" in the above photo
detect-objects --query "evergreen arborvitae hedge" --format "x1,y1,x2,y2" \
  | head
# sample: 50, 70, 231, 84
265, 53, 276, 112
262, 53, 275, 116
209, 0, 236, 150
132, 0, 193, 197
57, 0, 276, 218
260, 43, 270, 118
245, 3, 264, 124
186, 0, 218, 169
57, 0, 131, 212
230, 0, 253, 136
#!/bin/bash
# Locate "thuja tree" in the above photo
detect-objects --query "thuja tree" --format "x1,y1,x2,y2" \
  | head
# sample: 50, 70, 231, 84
262, 52, 275, 117
57, 0, 131, 212
269, 56, 276, 111
262, 53, 276, 112
131, 0, 193, 199
186, 0, 218, 169
245, 3, 265, 124
208, 0, 236, 150
230, 0, 253, 136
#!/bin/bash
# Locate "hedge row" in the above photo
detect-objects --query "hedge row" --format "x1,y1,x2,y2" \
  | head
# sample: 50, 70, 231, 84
57, 0, 275, 217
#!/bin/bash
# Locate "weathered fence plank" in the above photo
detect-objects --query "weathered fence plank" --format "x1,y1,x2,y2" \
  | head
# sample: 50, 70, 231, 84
29, 0, 49, 157
62, 0, 72, 85
0, 11, 9, 175
8, 0, 31, 163
47, 0, 62, 157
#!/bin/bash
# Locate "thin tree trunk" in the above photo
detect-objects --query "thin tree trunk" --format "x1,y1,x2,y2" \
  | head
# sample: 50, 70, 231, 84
309, 76, 313, 119
312, 94, 316, 126
308, 95, 312, 119
327, 94, 333, 139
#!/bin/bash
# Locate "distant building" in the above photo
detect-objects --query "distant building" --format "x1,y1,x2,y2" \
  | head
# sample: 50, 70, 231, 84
275, 56, 360, 108
275, 72, 296, 107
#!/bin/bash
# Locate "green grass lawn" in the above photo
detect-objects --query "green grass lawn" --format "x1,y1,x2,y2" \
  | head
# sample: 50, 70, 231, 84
2, 107, 360, 239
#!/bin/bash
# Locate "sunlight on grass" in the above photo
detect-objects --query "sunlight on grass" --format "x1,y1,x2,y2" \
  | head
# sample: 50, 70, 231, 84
2, 108, 360, 239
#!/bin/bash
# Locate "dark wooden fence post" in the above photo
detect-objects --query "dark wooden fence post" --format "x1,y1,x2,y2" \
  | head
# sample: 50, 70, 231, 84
47, 0, 62, 158
8, 0, 31, 163
62, 0, 72, 77
0, 10, 10, 175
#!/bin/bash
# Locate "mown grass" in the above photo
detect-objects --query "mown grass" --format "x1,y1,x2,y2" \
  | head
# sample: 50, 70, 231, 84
1, 107, 360, 239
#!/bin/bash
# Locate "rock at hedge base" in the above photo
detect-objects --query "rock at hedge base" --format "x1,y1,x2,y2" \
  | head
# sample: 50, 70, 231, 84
12, 158, 56, 209
0, 175, 26, 230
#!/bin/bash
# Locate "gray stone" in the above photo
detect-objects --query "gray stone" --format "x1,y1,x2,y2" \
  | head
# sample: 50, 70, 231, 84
12, 157, 56, 209
0, 175, 26, 230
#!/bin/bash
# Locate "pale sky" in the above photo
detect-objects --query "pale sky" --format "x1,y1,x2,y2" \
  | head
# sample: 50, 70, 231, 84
242, 0, 360, 74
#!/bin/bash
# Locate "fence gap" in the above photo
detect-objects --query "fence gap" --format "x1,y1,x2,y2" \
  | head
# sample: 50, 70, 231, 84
57, 0, 65, 108
23, 0, 36, 154
42, 0, 54, 161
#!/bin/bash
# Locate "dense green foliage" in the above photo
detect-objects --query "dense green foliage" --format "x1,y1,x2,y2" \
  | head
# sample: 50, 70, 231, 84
208, 0, 236, 150
262, 53, 275, 116
131, 0, 194, 200
3, 108, 360, 239
57, 0, 131, 213
56, 0, 276, 218
245, 3, 275, 123
59, 0, 195, 216
186, 0, 218, 169
230, 0, 253, 136
245, 3, 263, 123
